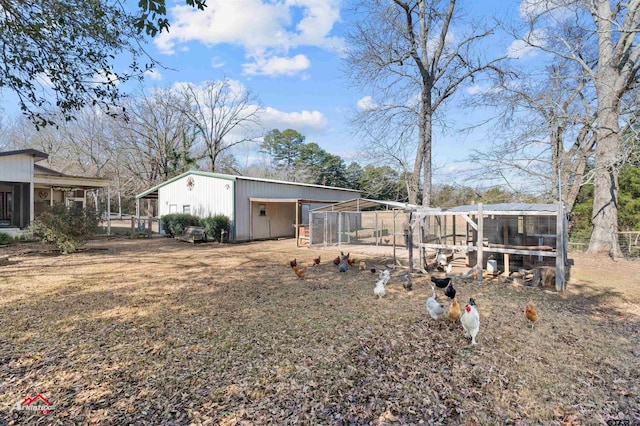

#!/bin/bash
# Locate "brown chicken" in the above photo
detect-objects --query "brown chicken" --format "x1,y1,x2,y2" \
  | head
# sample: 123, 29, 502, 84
293, 265, 307, 279
289, 258, 297, 268
333, 256, 341, 265
448, 299, 462, 321
525, 303, 538, 328
313, 256, 321, 266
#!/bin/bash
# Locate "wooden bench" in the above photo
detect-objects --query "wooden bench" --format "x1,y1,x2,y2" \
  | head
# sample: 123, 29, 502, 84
175, 226, 207, 244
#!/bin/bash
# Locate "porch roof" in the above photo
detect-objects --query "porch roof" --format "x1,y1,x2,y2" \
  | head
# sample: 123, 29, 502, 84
34, 173, 109, 189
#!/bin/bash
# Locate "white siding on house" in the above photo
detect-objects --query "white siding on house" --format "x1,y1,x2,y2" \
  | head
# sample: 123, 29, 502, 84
158, 174, 234, 220
235, 179, 358, 241
0, 155, 33, 183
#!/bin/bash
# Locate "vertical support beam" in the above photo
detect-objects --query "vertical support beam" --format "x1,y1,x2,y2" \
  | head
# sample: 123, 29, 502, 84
324, 211, 328, 247
419, 222, 425, 270
453, 215, 456, 247
295, 201, 299, 247
555, 202, 565, 292
503, 219, 510, 276
338, 211, 342, 247
249, 202, 253, 240
106, 187, 111, 235
375, 211, 379, 246
392, 210, 397, 265
49, 188, 54, 207
477, 203, 484, 281
408, 211, 414, 274
308, 208, 312, 247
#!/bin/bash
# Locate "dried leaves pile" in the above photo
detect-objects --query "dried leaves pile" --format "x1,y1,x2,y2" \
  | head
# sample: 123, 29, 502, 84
0, 238, 639, 425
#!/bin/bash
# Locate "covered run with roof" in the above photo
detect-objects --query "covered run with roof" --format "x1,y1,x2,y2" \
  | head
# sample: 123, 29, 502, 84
410, 202, 568, 291
135, 171, 360, 243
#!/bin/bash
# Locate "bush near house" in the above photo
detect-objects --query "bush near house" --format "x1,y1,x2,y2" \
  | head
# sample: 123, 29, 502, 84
0, 232, 11, 245
29, 205, 99, 254
159, 214, 201, 237
201, 214, 231, 242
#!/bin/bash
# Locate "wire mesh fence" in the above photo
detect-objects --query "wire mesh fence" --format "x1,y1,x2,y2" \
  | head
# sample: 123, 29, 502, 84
568, 232, 640, 258
309, 210, 411, 248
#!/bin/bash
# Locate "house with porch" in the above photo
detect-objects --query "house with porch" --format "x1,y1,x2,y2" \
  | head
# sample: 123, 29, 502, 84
0, 149, 110, 237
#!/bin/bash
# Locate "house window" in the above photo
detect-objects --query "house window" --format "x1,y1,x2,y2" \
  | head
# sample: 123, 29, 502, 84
258, 204, 267, 216
169, 204, 177, 214
183, 205, 191, 214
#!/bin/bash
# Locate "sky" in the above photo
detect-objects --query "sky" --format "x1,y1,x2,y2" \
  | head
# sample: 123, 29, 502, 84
1, 0, 546, 188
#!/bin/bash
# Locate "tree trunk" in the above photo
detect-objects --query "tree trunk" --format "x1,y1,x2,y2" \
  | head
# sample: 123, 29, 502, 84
587, 93, 623, 258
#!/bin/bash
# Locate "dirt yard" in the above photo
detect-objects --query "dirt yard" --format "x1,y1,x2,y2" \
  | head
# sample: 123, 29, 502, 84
0, 237, 638, 425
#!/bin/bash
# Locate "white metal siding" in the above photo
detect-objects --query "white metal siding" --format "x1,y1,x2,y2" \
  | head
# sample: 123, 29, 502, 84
158, 174, 234, 220
235, 179, 359, 241
0, 155, 33, 182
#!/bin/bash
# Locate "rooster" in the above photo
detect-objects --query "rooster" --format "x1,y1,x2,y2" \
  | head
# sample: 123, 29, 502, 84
448, 299, 462, 321
313, 256, 321, 266
426, 285, 445, 320
525, 303, 538, 328
292, 265, 307, 279
460, 298, 480, 345
289, 258, 297, 268
430, 276, 451, 289
444, 281, 456, 300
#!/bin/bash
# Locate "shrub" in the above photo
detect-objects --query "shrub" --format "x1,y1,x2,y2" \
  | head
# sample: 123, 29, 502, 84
29, 204, 99, 254
0, 232, 11, 245
201, 214, 231, 242
159, 213, 201, 237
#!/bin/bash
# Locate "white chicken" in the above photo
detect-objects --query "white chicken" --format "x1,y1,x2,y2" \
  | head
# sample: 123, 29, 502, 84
460, 298, 480, 345
379, 269, 391, 285
445, 263, 452, 275
426, 285, 445, 320
374, 278, 386, 298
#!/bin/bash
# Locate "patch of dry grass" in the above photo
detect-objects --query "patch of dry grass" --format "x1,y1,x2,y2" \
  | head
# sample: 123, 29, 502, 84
0, 238, 639, 425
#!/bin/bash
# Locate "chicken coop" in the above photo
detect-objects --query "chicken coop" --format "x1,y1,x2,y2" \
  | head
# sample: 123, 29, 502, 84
408, 203, 568, 291
308, 198, 422, 262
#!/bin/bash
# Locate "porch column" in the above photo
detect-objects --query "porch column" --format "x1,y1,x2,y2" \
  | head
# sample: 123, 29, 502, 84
50, 188, 53, 207
29, 180, 34, 224
107, 187, 111, 235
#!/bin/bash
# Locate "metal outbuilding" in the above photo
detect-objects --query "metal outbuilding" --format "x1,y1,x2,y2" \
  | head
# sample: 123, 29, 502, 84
135, 171, 360, 242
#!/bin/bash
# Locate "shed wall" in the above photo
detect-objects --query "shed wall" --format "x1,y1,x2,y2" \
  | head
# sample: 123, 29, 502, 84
0, 155, 33, 182
234, 179, 359, 241
158, 174, 234, 220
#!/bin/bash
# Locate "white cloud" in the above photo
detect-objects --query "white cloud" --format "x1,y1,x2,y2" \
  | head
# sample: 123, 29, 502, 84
243, 54, 311, 76
144, 69, 163, 81
210, 57, 225, 69
356, 96, 378, 111
519, 0, 573, 20
260, 107, 327, 133
466, 85, 484, 96
506, 29, 546, 59
154, 0, 342, 76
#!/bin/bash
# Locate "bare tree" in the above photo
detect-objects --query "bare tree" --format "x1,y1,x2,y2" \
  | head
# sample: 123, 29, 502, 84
519, 0, 640, 258
345, 0, 506, 206
467, 56, 597, 212
176, 78, 262, 172
116, 87, 197, 190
